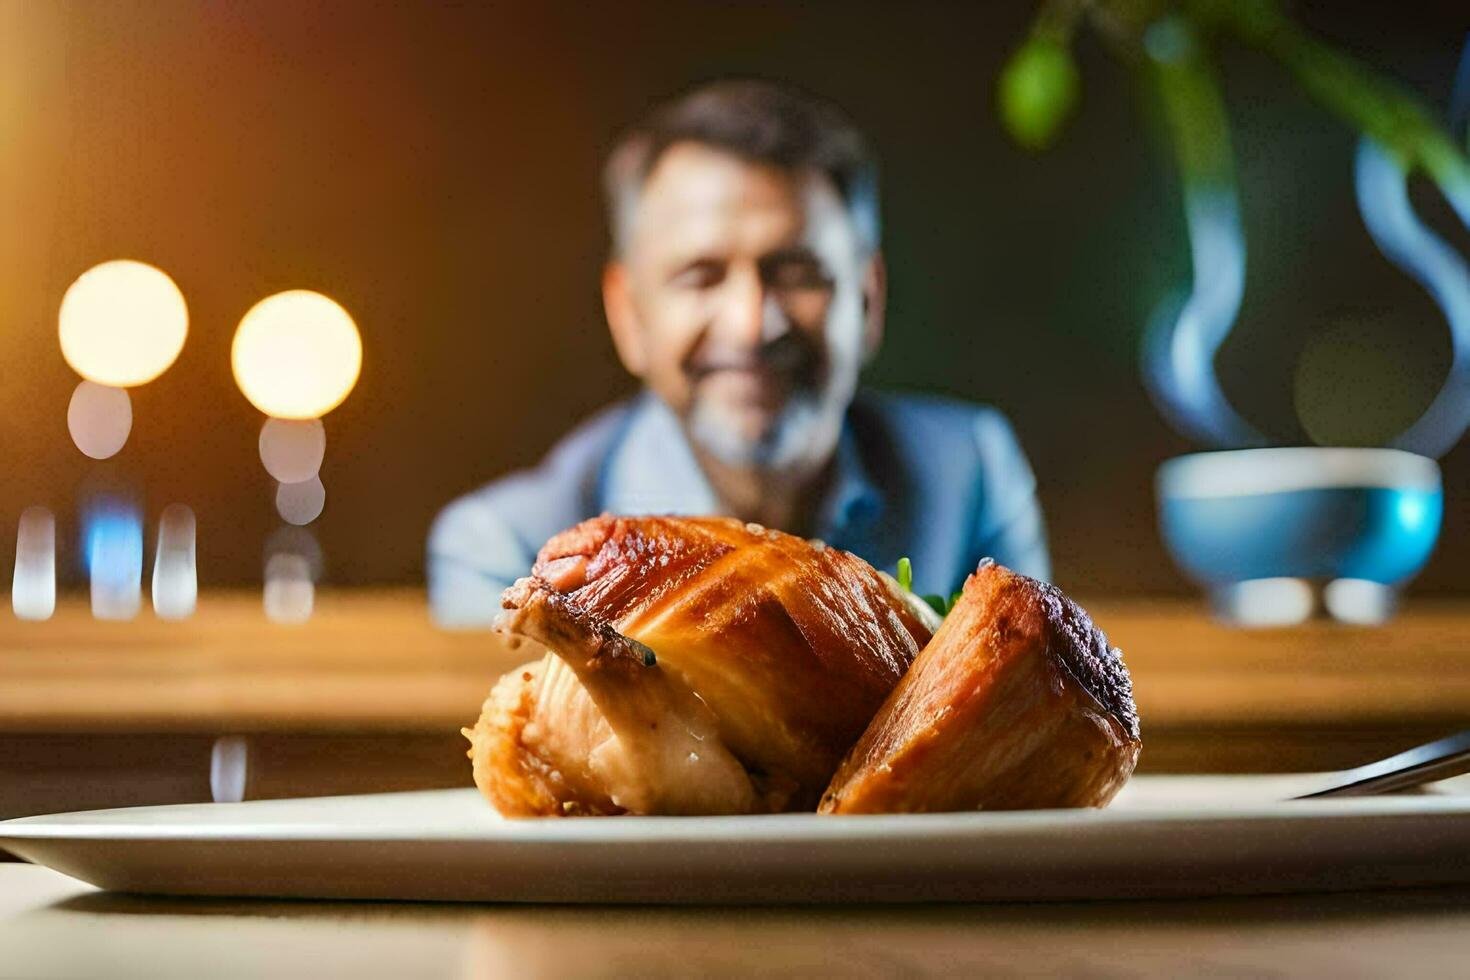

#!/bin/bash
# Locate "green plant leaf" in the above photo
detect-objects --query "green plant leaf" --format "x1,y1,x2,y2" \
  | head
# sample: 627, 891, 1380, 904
998, 36, 1080, 151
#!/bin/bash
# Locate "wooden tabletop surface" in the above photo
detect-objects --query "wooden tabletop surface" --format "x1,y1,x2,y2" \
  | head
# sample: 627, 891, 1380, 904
3, 587, 1470, 734
6, 595, 1470, 973
5, 863, 1470, 978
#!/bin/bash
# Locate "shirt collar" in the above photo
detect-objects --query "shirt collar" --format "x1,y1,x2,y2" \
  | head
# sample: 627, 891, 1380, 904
600, 393, 721, 518
599, 392, 885, 542
815, 422, 884, 543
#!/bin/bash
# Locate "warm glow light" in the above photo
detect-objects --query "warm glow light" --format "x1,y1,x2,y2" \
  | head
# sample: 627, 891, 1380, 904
67, 380, 133, 460
276, 476, 326, 526
59, 260, 188, 386
258, 418, 326, 483
232, 290, 362, 419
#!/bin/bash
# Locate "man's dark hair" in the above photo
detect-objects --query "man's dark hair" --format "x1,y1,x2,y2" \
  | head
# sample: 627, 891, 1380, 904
603, 79, 880, 255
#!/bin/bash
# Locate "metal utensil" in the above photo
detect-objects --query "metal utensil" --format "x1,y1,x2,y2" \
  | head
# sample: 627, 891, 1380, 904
1294, 730, 1470, 799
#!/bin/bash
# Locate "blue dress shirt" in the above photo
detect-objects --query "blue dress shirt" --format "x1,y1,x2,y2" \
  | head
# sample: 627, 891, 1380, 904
427, 389, 1049, 627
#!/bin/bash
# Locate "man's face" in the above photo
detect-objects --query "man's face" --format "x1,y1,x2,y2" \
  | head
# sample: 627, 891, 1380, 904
605, 142, 882, 471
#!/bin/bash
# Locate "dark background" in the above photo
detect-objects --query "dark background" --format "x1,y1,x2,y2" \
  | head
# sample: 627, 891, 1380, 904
0, 0, 1466, 594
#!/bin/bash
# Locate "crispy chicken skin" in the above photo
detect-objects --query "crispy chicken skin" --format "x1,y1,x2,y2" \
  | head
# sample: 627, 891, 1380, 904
819, 561, 1141, 813
465, 515, 935, 816
465, 516, 1141, 817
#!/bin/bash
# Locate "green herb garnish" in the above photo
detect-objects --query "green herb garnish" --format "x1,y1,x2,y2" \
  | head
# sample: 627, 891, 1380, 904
920, 590, 965, 618
898, 557, 961, 618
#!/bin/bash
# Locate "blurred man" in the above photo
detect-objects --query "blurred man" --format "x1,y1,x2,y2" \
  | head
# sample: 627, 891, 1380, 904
430, 80, 1048, 626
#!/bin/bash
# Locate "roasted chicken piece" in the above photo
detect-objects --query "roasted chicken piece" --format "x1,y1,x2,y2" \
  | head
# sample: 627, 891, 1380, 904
465, 515, 936, 816
464, 515, 1140, 817
820, 560, 1141, 813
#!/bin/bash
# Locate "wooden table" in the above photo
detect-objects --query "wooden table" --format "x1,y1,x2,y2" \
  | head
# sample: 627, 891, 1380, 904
4, 589, 1470, 820
5, 863, 1470, 977
7, 592, 1470, 972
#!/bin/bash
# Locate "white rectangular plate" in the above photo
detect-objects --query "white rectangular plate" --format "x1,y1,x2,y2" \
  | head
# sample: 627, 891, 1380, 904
5, 777, 1470, 904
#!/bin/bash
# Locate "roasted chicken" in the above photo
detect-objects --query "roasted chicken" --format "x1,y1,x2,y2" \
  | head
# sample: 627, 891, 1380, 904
464, 515, 1140, 816
465, 515, 935, 815
820, 560, 1140, 813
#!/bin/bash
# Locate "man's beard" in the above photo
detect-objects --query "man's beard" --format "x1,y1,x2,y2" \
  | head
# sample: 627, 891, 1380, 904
687, 388, 829, 471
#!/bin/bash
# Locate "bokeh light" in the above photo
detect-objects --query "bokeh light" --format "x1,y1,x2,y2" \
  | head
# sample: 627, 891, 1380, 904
264, 525, 324, 579
67, 381, 133, 459
152, 504, 197, 621
264, 553, 315, 624
59, 260, 188, 387
12, 506, 56, 622
84, 499, 143, 621
275, 476, 326, 526
232, 290, 362, 419
258, 418, 326, 483
209, 736, 249, 804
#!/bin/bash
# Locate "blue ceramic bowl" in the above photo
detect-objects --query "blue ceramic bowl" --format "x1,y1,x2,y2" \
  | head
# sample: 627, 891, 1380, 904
1157, 448, 1442, 587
